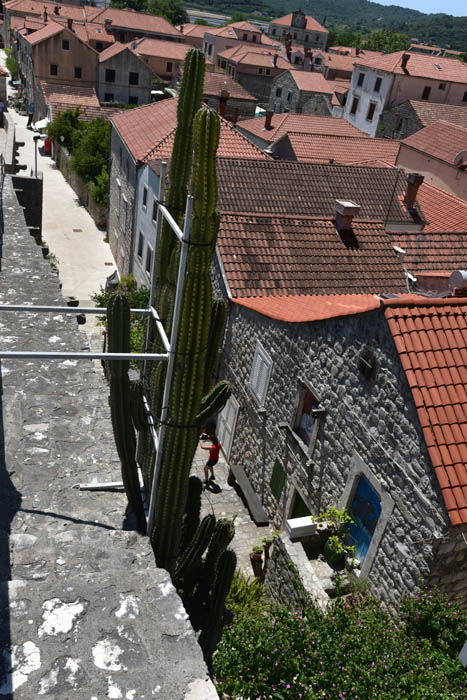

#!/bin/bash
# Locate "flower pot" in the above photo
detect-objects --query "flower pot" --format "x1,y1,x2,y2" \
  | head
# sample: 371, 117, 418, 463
250, 552, 264, 581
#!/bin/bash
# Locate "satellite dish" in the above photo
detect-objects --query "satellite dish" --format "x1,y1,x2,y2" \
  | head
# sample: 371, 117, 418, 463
453, 149, 467, 167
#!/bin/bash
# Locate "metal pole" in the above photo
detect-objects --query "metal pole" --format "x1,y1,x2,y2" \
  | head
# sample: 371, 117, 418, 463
34, 139, 38, 178
0, 304, 150, 316
0, 351, 168, 360
147, 193, 193, 536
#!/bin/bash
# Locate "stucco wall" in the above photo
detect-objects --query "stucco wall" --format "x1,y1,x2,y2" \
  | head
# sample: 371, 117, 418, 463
98, 50, 152, 106
107, 127, 137, 275
344, 67, 393, 137
32, 29, 97, 88
396, 145, 467, 200
220, 303, 454, 607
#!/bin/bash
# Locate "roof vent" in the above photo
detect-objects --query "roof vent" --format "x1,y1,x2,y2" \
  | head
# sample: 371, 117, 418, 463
449, 270, 467, 291
453, 149, 467, 168
434, 63, 442, 70
335, 199, 360, 231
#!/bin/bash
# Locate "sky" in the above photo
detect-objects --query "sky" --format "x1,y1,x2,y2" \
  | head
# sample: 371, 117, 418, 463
376, 0, 466, 16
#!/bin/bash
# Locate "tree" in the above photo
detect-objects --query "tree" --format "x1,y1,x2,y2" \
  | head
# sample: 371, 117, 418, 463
110, 0, 147, 10
363, 28, 410, 52
5, 54, 19, 80
71, 118, 110, 184
146, 0, 187, 25
46, 108, 84, 151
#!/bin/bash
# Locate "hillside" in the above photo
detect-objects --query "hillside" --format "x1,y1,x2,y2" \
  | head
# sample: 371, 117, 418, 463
188, 0, 467, 52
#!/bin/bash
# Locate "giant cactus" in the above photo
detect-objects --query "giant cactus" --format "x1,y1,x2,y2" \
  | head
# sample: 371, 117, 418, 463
107, 293, 146, 533
150, 107, 232, 571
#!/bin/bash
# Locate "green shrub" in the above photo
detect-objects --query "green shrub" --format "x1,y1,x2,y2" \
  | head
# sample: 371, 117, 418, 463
5, 54, 19, 79
214, 594, 467, 699
226, 570, 268, 620
47, 108, 84, 151
71, 118, 110, 184
89, 165, 109, 207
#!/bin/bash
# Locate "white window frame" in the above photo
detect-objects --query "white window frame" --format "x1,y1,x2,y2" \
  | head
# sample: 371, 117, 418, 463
249, 341, 272, 406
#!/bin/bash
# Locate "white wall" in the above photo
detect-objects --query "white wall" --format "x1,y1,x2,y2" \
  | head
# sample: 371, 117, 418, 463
343, 67, 393, 137
133, 164, 161, 287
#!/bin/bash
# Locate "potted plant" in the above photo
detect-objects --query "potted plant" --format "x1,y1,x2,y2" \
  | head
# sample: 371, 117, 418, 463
319, 506, 355, 569
324, 535, 355, 568
250, 541, 265, 581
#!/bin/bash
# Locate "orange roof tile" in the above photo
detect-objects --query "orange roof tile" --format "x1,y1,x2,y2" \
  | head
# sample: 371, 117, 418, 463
98, 41, 128, 62
278, 132, 400, 165
92, 7, 182, 37
271, 12, 328, 34
400, 120, 467, 166
384, 299, 467, 524
202, 72, 256, 101
236, 112, 364, 144
23, 19, 63, 44
290, 69, 334, 93
4, 0, 101, 21
406, 100, 467, 130
39, 80, 99, 106
131, 37, 191, 61
356, 50, 467, 84
232, 293, 381, 321
176, 23, 207, 39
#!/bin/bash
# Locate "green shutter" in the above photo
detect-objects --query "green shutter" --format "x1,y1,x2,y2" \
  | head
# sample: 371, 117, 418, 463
270, 459, 285, 503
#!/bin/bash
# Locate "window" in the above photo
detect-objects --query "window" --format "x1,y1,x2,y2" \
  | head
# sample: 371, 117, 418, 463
166, 61, 173, 73
346, 476, 382, 562
357, 72, 365, 87
152, 198, 157, 222
74, 66, 82, 79
104, 93, 114, 102
421, 86, 431, 100
266, 68, 271, 75
305, 34, 309, 42
270, 459, 285, 503
350, 96, 359, 114
145, 245, 153, 276
105, 69, 115, 83
208, 44, 212, 56
243, 33, 247, 40
293, 32, 297, 39
249, 342, 272, 406
62, 39, 69, 50
287, 91, 292, 102
128, 96, 138, 105
258, 67, 263, 75
50, 64, 58, 76
252, 34, 257, 42
129, 71, 139, 85
137, 231, 144, 258
275, 87, 282, 97
96, 41, 103, 51
438, 82, 446, 90
272, 27, 276, 35
142, 185, 148, 208
293, 386, 320, 447
366, 102, 376, 121
290, 489, 311, 519
374, 77, 382, 92
463, 91, 467, 102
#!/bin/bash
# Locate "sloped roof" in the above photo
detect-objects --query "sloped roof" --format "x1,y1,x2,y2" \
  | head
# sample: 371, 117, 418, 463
218, 44, 279, 61
356, 50, 467, 83
392, 231, 467, 273
233, 293, 381, 321
202, 72, 256, 101
131, 38, 191, 61
23, 19, 62, 44
206, 22, 277, 45
50, 102, 123, 122
234, 51, 289, 69
4, 0, 100, 21
400, 120, 467, 166
215, 158, 416, 224
417, 181, 467, 233
98, 41, 128, 61
270, 12, 328, 33
217, 215, 407, 297
39, 80, 100, 106
236, 112, 364, 143
176, 23, 207, 39
278, 132, 400, 165
92, 7, 182, 37
384, 299, 467, 525
289, 69, 334, 93
111, 98, 267, 163
406, 100, 467, 130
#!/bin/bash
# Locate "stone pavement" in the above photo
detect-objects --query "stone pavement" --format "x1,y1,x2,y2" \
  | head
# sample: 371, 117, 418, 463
191, 447, 272, 575
0, 177, 216, 699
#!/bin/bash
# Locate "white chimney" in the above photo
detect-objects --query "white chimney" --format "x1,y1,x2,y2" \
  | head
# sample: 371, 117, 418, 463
335, 199, 361, 231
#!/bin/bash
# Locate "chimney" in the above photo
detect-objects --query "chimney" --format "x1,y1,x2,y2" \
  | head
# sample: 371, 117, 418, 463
264, 110, 273, 130
43, 7, 48, 22
334, 199, 361, 231
104, 18, 112, 29
401, 53, 410, 70
53, 5, 60, 14
404, 172, 424, 210
218, 89, 229, 117
233, 106, 239, 123
67, 18, 73, 31
355, 47, 360, 56
180, 24, 184, 33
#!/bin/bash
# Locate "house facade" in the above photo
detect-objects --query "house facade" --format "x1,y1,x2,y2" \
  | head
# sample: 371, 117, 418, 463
202, 72, 257, 121
98, 44, 152, 106
217, 296, 467, 607
344, 51, 467, 138
269, 69, 334, 114
219, 46, 289, 106
203, 21, 279, 66
268, 10, 328, 51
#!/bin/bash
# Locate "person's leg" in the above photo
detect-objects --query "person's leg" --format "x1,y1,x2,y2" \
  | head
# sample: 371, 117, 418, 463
204, 461, 211, 483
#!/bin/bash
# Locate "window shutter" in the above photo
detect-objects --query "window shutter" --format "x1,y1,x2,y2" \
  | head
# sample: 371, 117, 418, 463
249, 343, 272, 405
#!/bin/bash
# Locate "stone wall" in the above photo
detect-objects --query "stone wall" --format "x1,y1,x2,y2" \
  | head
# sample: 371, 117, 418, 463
204, 95, 256, 121
430, 524, 467, 607
379, 102, 424, 140
12, 173, 43, 240
268, 72, 332, 115
301, 94, 332, 116
107, 128, 137, 276
220, 303, 455, 607
55, 145, 107, 228
235, 73, 274, 107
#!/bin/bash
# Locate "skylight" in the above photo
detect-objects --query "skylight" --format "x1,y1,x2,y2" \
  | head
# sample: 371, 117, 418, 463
434, 63, 442, 70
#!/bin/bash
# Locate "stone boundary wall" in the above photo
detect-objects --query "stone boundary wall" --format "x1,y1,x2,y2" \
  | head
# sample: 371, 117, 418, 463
12, 173, 43, 240
3, 111, 17, 172
54, 144, 107, 228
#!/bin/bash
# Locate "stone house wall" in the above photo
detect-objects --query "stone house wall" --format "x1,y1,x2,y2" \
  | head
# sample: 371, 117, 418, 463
203, 94, 256, 121
379, 101, 424, 139
107, 127, 138, 276
219, 302, 459, 607
268, 71, 332, 114
97, 50, 152, 107
234, 71, 276, 107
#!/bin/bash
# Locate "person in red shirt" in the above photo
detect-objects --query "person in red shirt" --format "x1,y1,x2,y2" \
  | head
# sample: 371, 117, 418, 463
199, 424, 221, 483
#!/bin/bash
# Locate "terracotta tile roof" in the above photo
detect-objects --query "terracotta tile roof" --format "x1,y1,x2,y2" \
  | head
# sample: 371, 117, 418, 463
218, 44, 279, 61
289, 69, 334, 93
111, 98, 267, 163
328, 46, 382, 58
400, 120, 467, 165
392, 232, 467, 274
236, 112, 364, 143
98, 42, 128, 62
407, 100, 467, 130
216, 157, 418, 225
234, 51, 289, 69
278, 132, 400, 165
270, 13, 328, 33
23, 19, 63, 44
207, 22, 278, 46
217, 215, 407, 297
356, 50, 467, 83
317, 51, 378, 73
39, 81, 100, 106
417, 181, 467, 233
4, 0, 100, 21
176, 23, 207, 39
384, 299, 467, 525
92, 7, 182, 37
202, 72, 256, 101
50, 102, 123, 122
232, 293, 381, 321
131, 37, 191, 61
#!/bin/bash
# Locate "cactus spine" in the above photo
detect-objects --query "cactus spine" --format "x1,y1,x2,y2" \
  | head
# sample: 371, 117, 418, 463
107, 293, 146, 533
